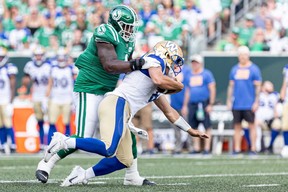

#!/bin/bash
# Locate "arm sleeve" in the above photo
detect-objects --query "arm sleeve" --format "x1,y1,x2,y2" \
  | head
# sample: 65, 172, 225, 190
7, 63, 18, 75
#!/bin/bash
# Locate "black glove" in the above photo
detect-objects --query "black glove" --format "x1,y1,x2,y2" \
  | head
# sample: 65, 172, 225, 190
129, 58, 145, 71
279, 98, 284, 103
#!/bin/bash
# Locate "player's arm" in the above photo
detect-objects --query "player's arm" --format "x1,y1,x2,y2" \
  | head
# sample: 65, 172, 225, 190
46, 77, 53, 98
226, 80, 234, 110
97, 42, 144, 74
280, 78, 287, 102
252, 80, 261, 112
154, 95, 209, 138
9, 74, 16, 103
148, 66, 183, 91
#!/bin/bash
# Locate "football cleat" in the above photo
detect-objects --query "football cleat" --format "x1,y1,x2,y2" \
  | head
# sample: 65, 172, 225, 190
46, 132, 69, 158
142, 179, 156, 186
124, 177, 156, 186
61, 166, 88, 187
36, 170, 49, 183
35, 159, 54, 183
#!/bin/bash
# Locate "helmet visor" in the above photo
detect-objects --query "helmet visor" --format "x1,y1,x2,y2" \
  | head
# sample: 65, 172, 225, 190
171, 55, 184, 76
119, 21, 139, 42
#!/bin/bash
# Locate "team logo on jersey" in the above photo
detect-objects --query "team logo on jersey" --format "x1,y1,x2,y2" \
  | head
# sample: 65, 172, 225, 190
97, 25, 106, 35
112, 9, 122, 21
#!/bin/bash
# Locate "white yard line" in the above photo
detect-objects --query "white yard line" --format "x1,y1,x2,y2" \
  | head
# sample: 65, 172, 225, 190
0, 172, 287, 184
243, 184, 280, 187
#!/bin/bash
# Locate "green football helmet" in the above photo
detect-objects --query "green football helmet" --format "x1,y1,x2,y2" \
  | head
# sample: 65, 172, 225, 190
108, 5, 139, 42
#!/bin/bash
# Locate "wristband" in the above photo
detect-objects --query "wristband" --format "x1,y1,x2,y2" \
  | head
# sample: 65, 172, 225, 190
173, 116, 190, 132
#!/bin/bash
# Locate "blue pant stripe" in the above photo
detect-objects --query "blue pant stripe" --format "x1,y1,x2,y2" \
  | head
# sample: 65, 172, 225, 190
106, 97, 125, 156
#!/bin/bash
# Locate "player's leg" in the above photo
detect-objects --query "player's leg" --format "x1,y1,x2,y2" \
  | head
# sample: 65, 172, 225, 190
36, 92, 102, 183
139, 104, 154, 154
0, 105, 8, 154
244, 110, 257, 153
62, 103, 71, 136
61, 106, 133, 187
281, 103, 288, 149
2, 103, 15, 153
267, 118, 281, 153
47, 101, 60, 144
33, 102, 45, 150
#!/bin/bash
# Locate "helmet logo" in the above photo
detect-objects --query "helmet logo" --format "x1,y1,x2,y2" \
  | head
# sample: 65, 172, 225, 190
165, 41, 178, 52
112, 9, 122, 21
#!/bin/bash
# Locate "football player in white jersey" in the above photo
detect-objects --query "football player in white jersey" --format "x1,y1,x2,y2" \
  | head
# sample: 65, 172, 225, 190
46, 49, 78, 144
45, 41, 209, 186
0, 47, 18, 154
22, 46, 51, 150
255, 81, 280, 152
279, 65, 288, 156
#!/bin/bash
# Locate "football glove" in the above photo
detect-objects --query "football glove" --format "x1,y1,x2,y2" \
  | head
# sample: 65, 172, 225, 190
129, 58, 145, 71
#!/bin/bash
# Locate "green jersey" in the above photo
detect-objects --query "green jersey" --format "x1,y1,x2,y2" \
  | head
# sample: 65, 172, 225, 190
74, 23, 135, 95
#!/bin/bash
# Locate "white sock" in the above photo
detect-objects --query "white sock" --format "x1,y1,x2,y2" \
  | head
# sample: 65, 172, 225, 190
66, 138, 76, 148
125, 158, 141, 178
50, 153, 61, 164
85, 167, 95, 180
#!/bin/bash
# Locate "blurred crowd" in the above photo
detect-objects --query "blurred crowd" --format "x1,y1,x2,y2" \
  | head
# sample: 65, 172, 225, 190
2, 0, 288, 59
217, 0, 288, 53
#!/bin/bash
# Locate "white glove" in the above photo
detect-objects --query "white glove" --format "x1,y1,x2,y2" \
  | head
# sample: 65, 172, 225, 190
41, 97, 49, 113
5, 103, 14, 117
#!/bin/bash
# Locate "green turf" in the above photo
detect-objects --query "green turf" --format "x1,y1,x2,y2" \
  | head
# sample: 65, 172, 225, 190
0, 154, 288, 192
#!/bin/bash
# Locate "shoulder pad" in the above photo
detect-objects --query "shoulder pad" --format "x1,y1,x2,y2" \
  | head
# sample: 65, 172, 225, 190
94, 24, 120, 45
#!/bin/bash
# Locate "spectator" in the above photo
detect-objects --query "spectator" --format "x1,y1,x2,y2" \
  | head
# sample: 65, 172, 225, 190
68, 29, 86, 52
269, 28, 288, 53
24, 6, 43, 36
238, 14, 256, 46
182, 55, 216, 154
2, 2, 19, 33
0, 21, 9, 49
33, 16, 56, 48
198, 0, 222, 39
263, 17, 279, 49
217, 27, 244, 51
249, 28, 269, 52
8, 16, 31, 50
75, 7, 88, 32
226, 46, 262, 155
139, 0, 156, 28
171, 64, 191, 154
161, 0, 174, 16
253, 2, 268, 29
180, 0, 204, 56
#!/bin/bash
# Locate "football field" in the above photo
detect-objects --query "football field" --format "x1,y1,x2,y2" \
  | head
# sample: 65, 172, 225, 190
0, 153, 288, 192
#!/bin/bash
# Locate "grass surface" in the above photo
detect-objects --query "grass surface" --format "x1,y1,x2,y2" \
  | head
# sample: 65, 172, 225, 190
0, 153, 288, 192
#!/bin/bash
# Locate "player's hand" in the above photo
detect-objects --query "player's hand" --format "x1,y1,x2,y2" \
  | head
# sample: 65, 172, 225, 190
187, 129, 209, 139
129, 58, 145, 71
41, 97, 49, 113
181, 105, 188, 118
226, 101, 232, 111
252, 101, 259, 113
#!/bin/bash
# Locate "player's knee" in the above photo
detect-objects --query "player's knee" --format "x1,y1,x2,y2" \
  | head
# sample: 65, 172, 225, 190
272, 119, 282, 130
116, 155, 133, 167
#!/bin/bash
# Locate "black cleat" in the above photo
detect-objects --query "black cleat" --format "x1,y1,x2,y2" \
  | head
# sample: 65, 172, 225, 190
35, 170, 49, 183
142, 179, 156, 186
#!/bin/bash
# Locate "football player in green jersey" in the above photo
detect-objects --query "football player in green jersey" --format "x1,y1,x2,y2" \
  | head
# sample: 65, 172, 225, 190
35, 4, 154, 186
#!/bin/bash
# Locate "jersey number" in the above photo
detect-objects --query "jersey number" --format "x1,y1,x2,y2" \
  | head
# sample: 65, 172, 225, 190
53, 77, 68, 88
0, 78, 5, 89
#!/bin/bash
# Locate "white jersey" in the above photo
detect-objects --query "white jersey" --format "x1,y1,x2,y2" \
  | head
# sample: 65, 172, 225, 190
49, 64, 77, 104
256, 91, 279, 121
24, 61, 51, 102
112, 54, 166, 116
284, 65, 288, 102
0, 63, 18, 105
